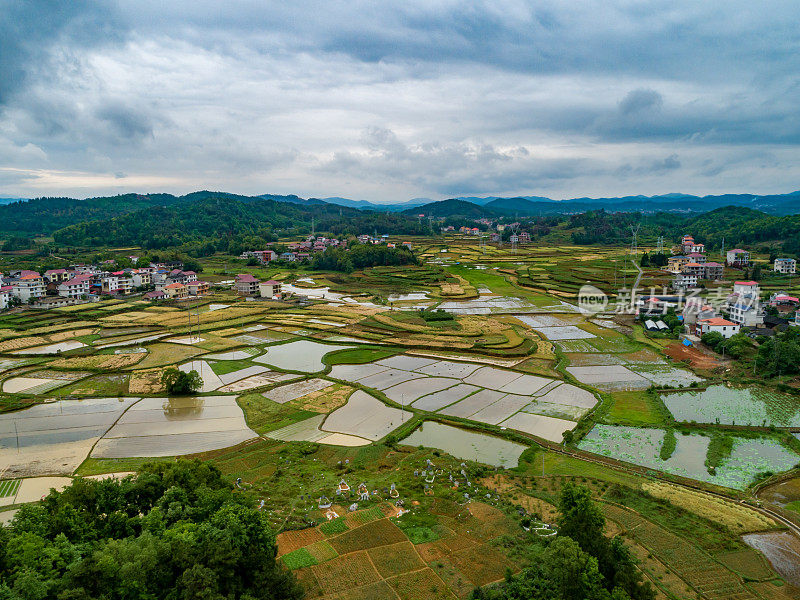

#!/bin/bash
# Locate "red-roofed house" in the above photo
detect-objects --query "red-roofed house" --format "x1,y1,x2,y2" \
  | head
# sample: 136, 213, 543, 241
703, 262, 724, 281
696, 317, 740, 339
235, 274, 260, 296
164, 282, 187, 299
11, 272, 45, 302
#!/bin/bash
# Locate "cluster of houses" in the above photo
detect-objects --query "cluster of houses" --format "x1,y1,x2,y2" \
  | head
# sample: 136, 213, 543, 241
240, 235, 410, 266
669, 234, 796, 293
240, 237, 346, 265
0, 262, 211, 310
234, 274, 282, 299
639, 279, 799, 340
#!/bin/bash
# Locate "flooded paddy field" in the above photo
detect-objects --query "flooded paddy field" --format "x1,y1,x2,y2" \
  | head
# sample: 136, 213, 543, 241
329, 355, 597, 442
402, 421, 527, 467
664, 384, 800, 427
92, 396, 257, 458
253, 340, 351, 372
578, 424, 800, 489
743, 531, 800, 588
0, 397, 140, 476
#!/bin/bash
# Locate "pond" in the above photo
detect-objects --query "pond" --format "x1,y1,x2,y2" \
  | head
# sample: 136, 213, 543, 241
402, 421, 528, 467
663, 384, 800, 427
253, 340, 351, 372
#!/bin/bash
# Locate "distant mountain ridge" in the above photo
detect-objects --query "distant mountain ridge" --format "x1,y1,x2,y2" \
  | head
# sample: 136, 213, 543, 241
408, 191, 800, 217
2, 188, 799, 237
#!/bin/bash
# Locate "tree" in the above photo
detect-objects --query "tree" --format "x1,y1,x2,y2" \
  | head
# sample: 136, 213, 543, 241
161, 367, 203, 395
0, 461, 302, 600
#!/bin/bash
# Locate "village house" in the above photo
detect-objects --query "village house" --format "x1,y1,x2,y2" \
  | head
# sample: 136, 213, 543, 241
696, 317, 740, 338
703, 262, 724, 281
143, 290, 167, 301
259, 280, 282, 299
186, 280, 210, 296
681, 262, 705, 277
667, 256, 690, 273
682, 298, 718, 328
163, 282, 188, 299
774, 258, 797, 274
672, 272, 698, 290
728, 302, 764, 327
726, 249, 750, 267
58, 274, 93, 298
44, 269, 71, 283
101, 273, 133, 295
0, 286, 10, 310
131, 270, 152, 288
234, 274, 260, 296
11, 272, 45, 303
685, 252, 706, 264
240, 250, 277, 264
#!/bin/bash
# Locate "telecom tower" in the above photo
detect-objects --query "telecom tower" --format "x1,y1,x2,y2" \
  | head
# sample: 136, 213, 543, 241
510, 222, 520, 253
629, 224, 640, 255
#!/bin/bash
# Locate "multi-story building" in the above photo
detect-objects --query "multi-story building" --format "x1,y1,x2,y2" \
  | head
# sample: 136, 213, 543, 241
234, 274, 260, 296
774, 258, 797, 274
259, 280, 282, 298
44, 269, 71, 283
681, 262, 705, 277
0, 286, 10, 310
696, 317, 740, 339
667, 256, 690, 273
186, 281, 210, 296
728, 302, 764, 327
726, 249, 750, 267
685, 252, 706, 264
672, 272, 698, 290
131, 270, 152, 288
163, 282, 188, 299
58, 274, 93, 298
703, 262, 724, 281
11, 273, 45, 302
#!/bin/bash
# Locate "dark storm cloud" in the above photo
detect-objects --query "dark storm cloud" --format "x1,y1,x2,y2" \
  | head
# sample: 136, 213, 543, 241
0, 1, 124, 106
1, 1, 800, 199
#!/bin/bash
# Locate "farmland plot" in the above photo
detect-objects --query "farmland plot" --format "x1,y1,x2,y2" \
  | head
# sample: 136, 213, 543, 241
254, 340, 351, 372
0, 397, 140, 476
92, 396, 257, 458
663, 384, 800, 427
579, 425, 800, 489
322, 390, 409, 441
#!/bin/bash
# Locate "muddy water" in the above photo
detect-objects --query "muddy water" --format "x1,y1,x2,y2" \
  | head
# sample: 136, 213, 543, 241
743, 531, 800, 587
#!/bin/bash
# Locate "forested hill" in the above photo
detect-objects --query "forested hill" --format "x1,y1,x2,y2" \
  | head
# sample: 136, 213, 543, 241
568, 206, 800, 254
0, 191, 256, 236
52, 195, 431, 248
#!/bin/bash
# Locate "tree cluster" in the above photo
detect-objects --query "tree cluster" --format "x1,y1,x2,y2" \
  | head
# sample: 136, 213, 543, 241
701, 332, 752, 359
475, 483, 654, 600
754, 327, 800, 377
310, 245, 417, 273
0, 461, 301, 600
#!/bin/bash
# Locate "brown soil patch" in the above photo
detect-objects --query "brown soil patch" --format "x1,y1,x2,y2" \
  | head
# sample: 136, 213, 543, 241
664, 342, 722, 370
479, 474, 557, 522
387, 568, 458, 600
277, 527, 325, 556
449, 544, 515, 587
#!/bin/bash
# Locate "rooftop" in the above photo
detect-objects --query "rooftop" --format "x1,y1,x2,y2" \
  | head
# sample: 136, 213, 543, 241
699, 317, 737, 326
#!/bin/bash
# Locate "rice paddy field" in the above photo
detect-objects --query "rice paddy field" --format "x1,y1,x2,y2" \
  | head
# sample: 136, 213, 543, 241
2, 242, 800, 597
577, 424, 800, 490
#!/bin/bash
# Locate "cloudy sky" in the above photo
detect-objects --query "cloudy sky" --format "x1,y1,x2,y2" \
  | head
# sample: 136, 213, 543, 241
2, 1, 799, 202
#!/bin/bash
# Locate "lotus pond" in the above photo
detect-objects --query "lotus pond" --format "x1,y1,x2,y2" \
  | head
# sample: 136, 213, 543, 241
663, 384, 800, 427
